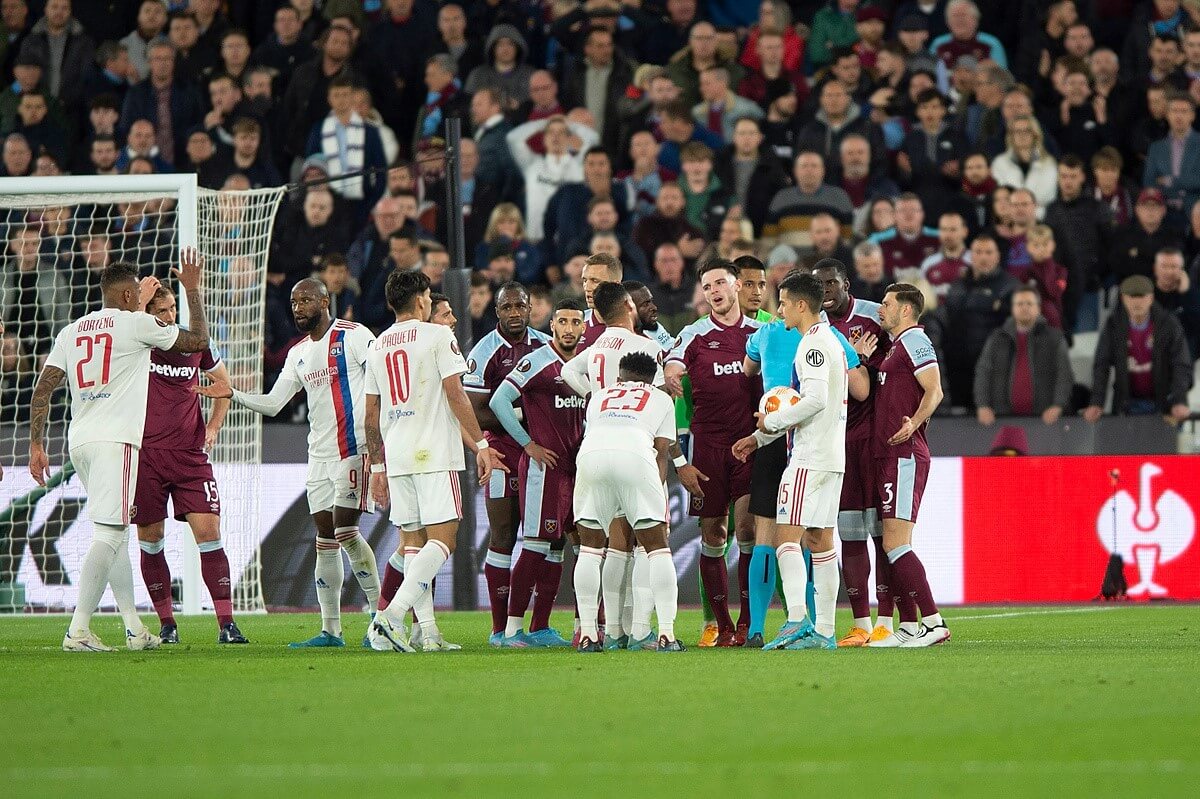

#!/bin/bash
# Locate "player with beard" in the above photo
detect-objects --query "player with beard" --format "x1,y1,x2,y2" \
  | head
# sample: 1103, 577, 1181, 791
198, 279, 381, 648
623, 280, 675, 351
463, 282, 551, 646
488, 299, 587, 647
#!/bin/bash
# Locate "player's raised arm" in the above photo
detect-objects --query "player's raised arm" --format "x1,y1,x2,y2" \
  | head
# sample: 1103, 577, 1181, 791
169, 247, 211, 354
27, 364, 65, 486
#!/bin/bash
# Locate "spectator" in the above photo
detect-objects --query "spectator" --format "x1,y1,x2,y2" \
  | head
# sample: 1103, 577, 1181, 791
974, 286, 1073, 426
359, 223, 421, 333
870, 193, 940, 275
1045, 154, 1113, 293
837, 133, 899, 229
430, 137, 495, 258
797, 78, 886, 183
1130, 84, 1171, 176
2, 225, 68, 349
655, 97, 724, 174
647, 242, 696, 332
464, 23, 533, 105
281, 23, 356, 165
803, 211, 855, 267
87, 133, 120, 176
920, 210, 973, 297
739, 1, 804, 74
962, 62, 1012, 148
469, 270, 497, 342
250, 5, 311, 94
305, 75, 387, 218
990, 186, 1038, 278
17, 0, 94, 108
121, 0, 169, 82
1144, 93, 1200, 225
1047, 59, 1114, 166
1121, 2, 1190, 86
1108, 188, 1183, 282
560, 26, 633, 155
1085, 274, 1192, 423
677, 142, 731, 240
1153, 247, 1200, 360
862, 195, 896, 239
318, 252, 358, 321
516, 69, 564, 132
542, 146, 631, 266
691, 65, 762, 145
618, 129, 672, 225
931, 0, 1008, 70
0, 331, 35, 423
12, 88, 66, 165
81, 40, 134, 111
482, 240, 517, 286
894, 1, 949, 41
667, 21, 743, 108
217, 27, 251, 85
119, 39, 202, 166
943, 232, 1019, 406
1091, 145, 1136, 227
425, 2, 483, 81
990, 114, 1058, 212
899, 89, 970, 222
116, 118, 173, 172
507, 114, 598, 242
0, 131, 31, 176
166, 11, 215, 87
1022, 224, 1069, 330
737, 29, 808, 113
347, 194, 404, 280
808, 0, 862, 70
564, 196, 647, 278
713, 116, 790, 237
470, 86, 521, 204
550, 252, 586, 305
763, 150, 854, 248
202, 72, 245, 148
269, 187, 349, 296
850, 239, 888, 303
632, 181, 706, 264
413, 54, 469, 156
0, 54, 45, 132
358, 1, 433, 148
474, 202, 544, 285
190, 0, 228, 56
615, 67, 674, 160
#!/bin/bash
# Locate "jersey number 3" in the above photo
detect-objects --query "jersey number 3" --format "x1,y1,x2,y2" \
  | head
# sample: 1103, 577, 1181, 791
75, 333, 113, 388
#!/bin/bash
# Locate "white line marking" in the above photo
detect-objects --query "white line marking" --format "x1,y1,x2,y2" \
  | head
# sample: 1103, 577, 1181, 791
949, 606, 1119, 621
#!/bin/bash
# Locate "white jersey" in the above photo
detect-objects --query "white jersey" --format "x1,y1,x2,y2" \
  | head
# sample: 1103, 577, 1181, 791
579, 381, 675, 465
44, 308, 181, 450
763, 321, 847, 473
233, 319, 375, 462
365, 319, 468, 476
562, 326, 665, 396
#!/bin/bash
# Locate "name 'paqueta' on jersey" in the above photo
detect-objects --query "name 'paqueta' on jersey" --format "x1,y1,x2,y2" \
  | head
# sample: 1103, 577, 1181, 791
579, 382, 676, 466
762, 321, 848, 473
45, 308, 181, 451
365, 319, 469, 476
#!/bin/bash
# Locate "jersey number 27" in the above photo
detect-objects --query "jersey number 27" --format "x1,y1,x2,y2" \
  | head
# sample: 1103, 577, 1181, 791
75, 333, 113, 388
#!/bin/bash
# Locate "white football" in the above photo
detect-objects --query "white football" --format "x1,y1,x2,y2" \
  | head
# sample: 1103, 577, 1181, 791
759, 386, 801, 415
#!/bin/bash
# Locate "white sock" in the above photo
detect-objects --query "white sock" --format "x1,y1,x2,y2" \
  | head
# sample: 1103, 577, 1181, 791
900, 620, 920, 634
102, 526, 143, 635
811, 549, 838, 638
383, 539, 449, 622
602, 549, 630, 638
630, 546, 654, 640
876, 616, 894, 632
335, 526, 380, 606
573, 546, 604, 641
620, 547, 634, 634
854, 616, 873, 632
69, 524, 125, 636
647, 548, 677, 641
505, 616, 523, 637
777, 542, 808, 623
925, 612, 943, 627
314, 539, 344, 636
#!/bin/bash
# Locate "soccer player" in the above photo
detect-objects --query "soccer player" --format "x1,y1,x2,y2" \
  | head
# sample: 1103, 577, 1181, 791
134, 282, 247, 645
573, 351, 684, 653
366, 271, 505, 652
488, 298, 587, 647
463, 282, 551, 645
753, 272, 848, 650
867, 283, 951, 647
813, 258, 895, 646
198, 278, 381, 648
664, 258, 762, 647
623, 280, 675, 350
30, 253, 212, 652
429, 292, 457, 327
579, 252, 623, 348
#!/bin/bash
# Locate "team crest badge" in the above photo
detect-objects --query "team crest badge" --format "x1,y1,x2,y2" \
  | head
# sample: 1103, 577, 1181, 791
691, 496, 703, 510
516, 359, 531, 373
330, 344, 343, 358
467, 357, 477, 372
848, 325, 864, 343
450, 339, 461, 355
545, 520, 558, 534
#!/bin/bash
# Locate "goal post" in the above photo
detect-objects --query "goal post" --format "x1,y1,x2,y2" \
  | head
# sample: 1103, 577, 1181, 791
0, 173, 286, 616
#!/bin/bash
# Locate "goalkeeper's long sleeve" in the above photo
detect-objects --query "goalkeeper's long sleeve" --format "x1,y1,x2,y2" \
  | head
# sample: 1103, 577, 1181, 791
232, 373, 301, 417
488, 380, 532, 447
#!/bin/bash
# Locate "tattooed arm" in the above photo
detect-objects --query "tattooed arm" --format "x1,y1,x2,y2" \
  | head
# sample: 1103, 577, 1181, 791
28, 366, 65, 486
169, 247, 211, 354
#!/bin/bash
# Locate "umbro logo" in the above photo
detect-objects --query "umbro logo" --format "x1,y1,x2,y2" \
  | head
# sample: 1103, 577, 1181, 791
707, 341, 721, 349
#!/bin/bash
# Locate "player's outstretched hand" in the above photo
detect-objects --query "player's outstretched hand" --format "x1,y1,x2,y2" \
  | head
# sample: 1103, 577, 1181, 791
138, 275, 162, 310
524, 442, 558, 470
370, 472, 390, 508
664, 373, 684, 398
731, 434, 759, 463
194, 376, 233, 399
887, 416, 917, 445
754, 411, 769, 432
476, 447, 507, 486
28, 443, 49, 487
854, 332, 878, 360
172, 246, 203, 291
676, 462, 708, 498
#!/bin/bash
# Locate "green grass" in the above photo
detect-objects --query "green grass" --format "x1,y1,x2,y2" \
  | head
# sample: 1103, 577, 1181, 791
1, 606, 1197, 798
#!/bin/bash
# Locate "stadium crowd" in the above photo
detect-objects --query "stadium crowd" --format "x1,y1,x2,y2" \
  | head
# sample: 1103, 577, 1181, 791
1, 0, 1199, 424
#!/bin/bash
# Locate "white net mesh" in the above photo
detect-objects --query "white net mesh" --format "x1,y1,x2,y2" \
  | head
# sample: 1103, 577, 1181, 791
0, 177, 285, 615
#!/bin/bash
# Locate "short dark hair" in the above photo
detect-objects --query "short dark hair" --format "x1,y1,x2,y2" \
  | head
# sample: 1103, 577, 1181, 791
812, 257, 849, 280
915, 88, 946, 107
1012, 285, 1040, 303
885, 282, 925, 316
829, 45, 858, 64
320, 252, 348, 271
971, 231, 1000, 251
592, 281, 630, 321
430, 291, 450, 308
697, 257, 739, 281
1059, 153, 1085, 170
496, 280, 528, 304
385, 269, 430, 314
778, 272, 822, 312
659, 99, 692, 121
733, 254, 765, 275
555, 297, 586, 314
101, 261, 141, 291
618, 351, 658, 384
90, 93, 120, 112
390, 223, 419, 245
328, 74, 357, 92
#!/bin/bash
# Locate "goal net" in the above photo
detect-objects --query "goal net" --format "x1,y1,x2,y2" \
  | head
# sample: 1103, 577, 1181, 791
0, 174, 285, 616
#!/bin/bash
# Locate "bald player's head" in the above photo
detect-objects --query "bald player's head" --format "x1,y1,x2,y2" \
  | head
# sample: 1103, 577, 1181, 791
291, 277, 331, 334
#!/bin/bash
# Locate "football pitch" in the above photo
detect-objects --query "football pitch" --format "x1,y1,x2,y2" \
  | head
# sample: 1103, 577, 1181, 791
1, 605, 1196, 798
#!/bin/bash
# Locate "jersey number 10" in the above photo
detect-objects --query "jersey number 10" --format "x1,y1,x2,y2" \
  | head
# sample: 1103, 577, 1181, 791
385, 349, 411, 404
75, 333, 113, 388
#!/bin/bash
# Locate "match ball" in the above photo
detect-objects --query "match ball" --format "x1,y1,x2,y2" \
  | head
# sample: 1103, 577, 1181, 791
759, 386, 801, 415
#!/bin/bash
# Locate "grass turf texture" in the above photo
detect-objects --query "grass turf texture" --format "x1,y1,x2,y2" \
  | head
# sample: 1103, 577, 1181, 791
0, 605, 1196, 798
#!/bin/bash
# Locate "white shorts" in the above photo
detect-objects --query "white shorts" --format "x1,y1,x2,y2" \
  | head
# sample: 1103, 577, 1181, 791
388, 471, 464, 531
71, 441, 139, 526
776, 465, 843, 530
306, 455, 371, 514
573, 450, 667, 534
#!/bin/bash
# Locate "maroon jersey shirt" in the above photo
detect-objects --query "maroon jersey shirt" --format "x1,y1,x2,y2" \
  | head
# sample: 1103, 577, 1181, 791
144, 346, 220, 450
880, 230, 940, 274
666, 314, 762, 442
503, 345, 586, 469
464, 325, 551, 450
578, 309, 606, 350
921, 252, 970, 297
1127, 321, 1154, 399
826, 296, 889, 442
874, 325, 938, 460
935, 37, 991, 69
